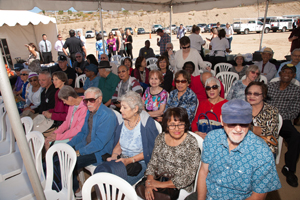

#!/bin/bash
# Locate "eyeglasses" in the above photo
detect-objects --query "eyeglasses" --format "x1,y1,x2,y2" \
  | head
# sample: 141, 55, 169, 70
175, 79, 188, 84
168, 124, 185, 130
227, 124, 249, 128
83, 97, 99, 104
292, 54, 300, 58
205, 85, 219, 91
29, 79, 38, 82
246, 92, 262, 97
20, 73, 28, 76
118, 70, 127, 74
182, 45, 190, 49
250, 71, 260, 76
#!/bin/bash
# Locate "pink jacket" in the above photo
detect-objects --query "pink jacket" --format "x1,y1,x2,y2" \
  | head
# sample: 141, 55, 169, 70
54, 98, 88, 141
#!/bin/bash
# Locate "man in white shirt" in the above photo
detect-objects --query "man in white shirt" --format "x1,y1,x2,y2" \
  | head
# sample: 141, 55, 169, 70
39, 34, 53, 64
254, 47, 277, 81
225, 23, 234, 49
77, 31, 86, 47
54, 34, 65, 56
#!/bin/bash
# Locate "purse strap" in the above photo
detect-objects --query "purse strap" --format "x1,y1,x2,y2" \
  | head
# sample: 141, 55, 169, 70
205, 111, 219, 122
197, 113, 210, 125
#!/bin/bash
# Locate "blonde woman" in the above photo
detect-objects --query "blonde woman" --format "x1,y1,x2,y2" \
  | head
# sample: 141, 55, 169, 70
125, 29, 133, 59
116, 31, 125, 57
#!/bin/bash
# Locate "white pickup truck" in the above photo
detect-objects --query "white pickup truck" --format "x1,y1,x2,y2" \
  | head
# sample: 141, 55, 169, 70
270, 18, 294, 32
233, 18, 271, 34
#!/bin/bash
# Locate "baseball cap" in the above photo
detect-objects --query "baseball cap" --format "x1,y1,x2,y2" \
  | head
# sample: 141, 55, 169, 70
57, 55, 67, 62
281, 64, 296, 74
85, 64, 98, 74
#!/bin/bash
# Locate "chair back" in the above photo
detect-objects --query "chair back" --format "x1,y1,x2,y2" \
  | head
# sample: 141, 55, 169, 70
147, 64, 159, 71
214, 63, 233, 74
111, 55, 122, 64
203, 61, 212, 69
241, 74, 268, 84
0, 103, 6, 138
270, 77, 300, 86
82, 172, 138, 200
120, 57, 128, 65
75, 74, 87, 88
276, 114, 283, 165
44, 143, 77, 200
146, 57, 158, 66
216, 72, 239, 97
21, 117, 33, 135
155, 121, 162, 134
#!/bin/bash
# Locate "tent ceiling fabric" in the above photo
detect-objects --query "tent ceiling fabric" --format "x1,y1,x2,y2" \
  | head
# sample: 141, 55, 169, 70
0, 10, 56, 26
0, 0, 296, 13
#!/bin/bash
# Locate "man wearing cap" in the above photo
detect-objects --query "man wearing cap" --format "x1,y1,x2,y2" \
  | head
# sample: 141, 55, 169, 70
138, 40, 155, 59
254, 47, 277, 81
13, 63, 25, 96
74, 64, 100, 94
98, 61, 120, 107
55, 55, 76, 87
67, 87, 116, 197
72, 52, 88, 75
288, 18, 300, 53
99, 53, 118, 75
276, 48, 300, 82
157, 28, 171, 55
186, 99, 281, 200
267, 64, 300, 187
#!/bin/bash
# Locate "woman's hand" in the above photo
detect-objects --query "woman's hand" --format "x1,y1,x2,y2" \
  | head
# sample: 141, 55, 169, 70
107, 154, 118, 161
42, 111, 52, 119
145, 178, 159, 200
195, 131, 207, 139
46, 133, 57, 142
115, 157, 131, 166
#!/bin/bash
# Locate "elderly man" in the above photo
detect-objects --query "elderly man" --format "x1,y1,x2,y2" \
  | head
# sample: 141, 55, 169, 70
267, 64, 300, 187
99, 53, 118, 75
98, 61, 120, 107
289, 19, 300, 53
156, 28, 171, 55
55, 55, 76, 87
39, 34, 52, 64
111, 65, 142, 110
186, 99, 281, 200
139, 40, 155, 59
67, 87, 116, 196
276, 48, 300, 82
254, 47, 277, 81
73, 52, 88, 75
74, 64, 100, 94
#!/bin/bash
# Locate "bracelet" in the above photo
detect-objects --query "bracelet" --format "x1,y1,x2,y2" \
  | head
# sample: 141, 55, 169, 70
132, 158, 135, 163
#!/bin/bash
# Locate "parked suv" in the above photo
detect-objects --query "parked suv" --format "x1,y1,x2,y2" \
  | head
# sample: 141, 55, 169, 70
151, 24, 162, 33
85, 30, 95, 38
270, 18, 293, 32
233, 18, 271, 34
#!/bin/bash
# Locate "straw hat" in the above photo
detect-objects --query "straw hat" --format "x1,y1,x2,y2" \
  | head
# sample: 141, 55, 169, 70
234, 53, 245, 61
261, 47, 273, 55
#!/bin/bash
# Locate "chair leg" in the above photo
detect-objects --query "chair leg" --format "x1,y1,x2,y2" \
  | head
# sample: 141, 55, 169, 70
78, 169, 86, 189
276, 136, 283, 165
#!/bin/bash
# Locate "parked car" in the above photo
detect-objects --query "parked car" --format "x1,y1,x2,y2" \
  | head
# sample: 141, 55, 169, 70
233, 18, 271, 34
163, 27, 171, 34
151, 24, 162, 33
96, 31, 107, 37
270, 17, 294, 32
204, 23, 217, 32
197, 23, 207, 33
111, 28, 119, 35
137, 28, 145, 34
171, 24, 177, 31
85, 30, 95, 38
125, 27, 133, 35
186, 25, 193, 32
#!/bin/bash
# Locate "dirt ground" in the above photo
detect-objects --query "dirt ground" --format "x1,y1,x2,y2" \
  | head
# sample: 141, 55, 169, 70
84, 31, 293, 61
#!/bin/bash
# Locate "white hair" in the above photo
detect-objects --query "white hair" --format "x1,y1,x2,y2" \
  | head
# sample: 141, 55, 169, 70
84, 87, 103, 98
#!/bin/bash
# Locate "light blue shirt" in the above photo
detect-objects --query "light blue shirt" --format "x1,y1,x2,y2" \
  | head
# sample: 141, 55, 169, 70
202, 129, 281, 200
276, 61, 300, 82
39, 40, 52, 52
83, 76, 100, 90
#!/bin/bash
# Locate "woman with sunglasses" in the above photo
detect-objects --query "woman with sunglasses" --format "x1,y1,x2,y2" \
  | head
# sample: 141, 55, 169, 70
42, 71, 69, 135
191, 77, 228, 138
245, 82, 279, 157
15, 69, 32, 107
165, 70, 197, 124
141, 107, 200, 200
107, 32, 117, 61
157, 56, 173, 93
226, 65, 260, 101
169, 36, 207, 76
20, 72, 43, 117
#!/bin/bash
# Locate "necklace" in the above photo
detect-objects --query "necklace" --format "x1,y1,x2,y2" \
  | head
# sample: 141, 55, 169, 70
127, 115, 140, 129
209, 97, 220, 112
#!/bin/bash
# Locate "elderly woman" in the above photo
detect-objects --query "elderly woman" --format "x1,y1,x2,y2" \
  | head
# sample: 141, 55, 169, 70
165, 70, 197, 124
157, 56, 173, 93
230, 53, 248, 79
95, 91, 159, 185
246, 82, 279, 157
142, 70, 168, 119
169, 36, 207, 76
141, 107, 201, 200
42, 71, 69, 133
191, 77, 228, 138
44, 85, 88, 150
132, 56, 150, 89
24, 43, 40, 66
226, 65, 260, 101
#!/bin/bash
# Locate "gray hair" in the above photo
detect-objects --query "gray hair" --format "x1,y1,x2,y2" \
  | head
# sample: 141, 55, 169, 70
84, 87, 103, 99
28, 59, 41, 73
118, 91, 143, 114
75, 52, 83, 56
118, 64, 129, 71
246, 65, 260, 78
292, 48, 300, 55
166, 43, 173, 48
105, 67, 112, 72
39, 70, 51, 78
58, 85, 79, 100
20, 69, 32, 74
205, 77, 220, 88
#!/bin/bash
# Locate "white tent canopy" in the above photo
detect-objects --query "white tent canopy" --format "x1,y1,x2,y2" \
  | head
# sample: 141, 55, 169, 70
0, 10, 58, 67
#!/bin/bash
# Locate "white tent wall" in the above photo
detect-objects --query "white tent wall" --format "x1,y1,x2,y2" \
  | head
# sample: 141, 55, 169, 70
0, 22, 57, 65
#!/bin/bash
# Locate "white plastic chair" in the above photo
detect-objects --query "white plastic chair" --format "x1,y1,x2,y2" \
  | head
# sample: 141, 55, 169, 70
120, 57, 128, 65
147, 64, 158, 71
0, 111, 16, 156
241, 74, 268, 84
15, 116, 33, 153
111, 60, 119, 67
216, 72, 239, 98
111, 55, 122, 64
155, 120, 162, 134
194, 99, 199, 118
82, 173, 138, 200
44, 143, 77, 200
203, 61, 212, 69
276, 114, 283, 165
0, 103, 6, 139
146, 57, 158, 66
75, 74, 87, 88
0, 131, 45, 199
214, 63, 233, 75
270, 77, 300, 86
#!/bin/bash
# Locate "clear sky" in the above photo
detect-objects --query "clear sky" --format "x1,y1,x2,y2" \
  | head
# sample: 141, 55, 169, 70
29, 7, 77, 13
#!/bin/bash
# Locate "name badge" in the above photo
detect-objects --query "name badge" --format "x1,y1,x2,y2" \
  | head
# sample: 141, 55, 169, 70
46, 98, 49, 103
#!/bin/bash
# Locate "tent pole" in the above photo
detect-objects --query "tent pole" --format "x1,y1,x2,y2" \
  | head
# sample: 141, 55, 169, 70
98, 1, 105, 58
259, 0, 269, 51
32, 23, 39, 49
170, 4, 173, 40
0, 50, 45, 199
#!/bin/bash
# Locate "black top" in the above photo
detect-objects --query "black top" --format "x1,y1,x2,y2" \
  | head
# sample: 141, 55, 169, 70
160, 69, 173, 93
73, 60, 89, 75
63, 36, 84, 55
126, 35, 133, 50
56, 66, 77, 88
34, 83, 57, 114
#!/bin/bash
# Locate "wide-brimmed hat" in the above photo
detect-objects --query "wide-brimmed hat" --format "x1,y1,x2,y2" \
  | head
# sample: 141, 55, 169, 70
222, 99, 252, 124
28, 72, 38, 79
261, 47, 273, 55
98, 61, 112, 69
234, 53, 245, 61
32, 115, 54, 133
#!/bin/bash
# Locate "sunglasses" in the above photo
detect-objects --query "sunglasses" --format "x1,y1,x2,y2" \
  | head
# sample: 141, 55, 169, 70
182, 45, 190, 49
83, 97, 99, 104
205, 85, 219, 91
118, 70, 127, 74
227, 124, 250, 128
175, 79, 188, 84
20, 73, 28, 76
29, 79, 38, 82
246, 92, 262, 97
250, 71, 260, 76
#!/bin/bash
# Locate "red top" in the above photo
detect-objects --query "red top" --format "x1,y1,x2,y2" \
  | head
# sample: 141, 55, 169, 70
48, 89, 69, 122
191, 99, 228, 132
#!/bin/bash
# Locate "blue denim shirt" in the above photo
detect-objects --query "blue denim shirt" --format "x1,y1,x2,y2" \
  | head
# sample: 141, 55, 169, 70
275, 61, 300, 82
202, 129, 281, 200
83, 76, 100, 90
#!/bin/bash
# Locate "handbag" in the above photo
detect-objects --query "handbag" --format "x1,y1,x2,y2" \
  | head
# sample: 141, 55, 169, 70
135, 177, 179, 200
197, 111, 222, 133
260, 135, 278, 147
